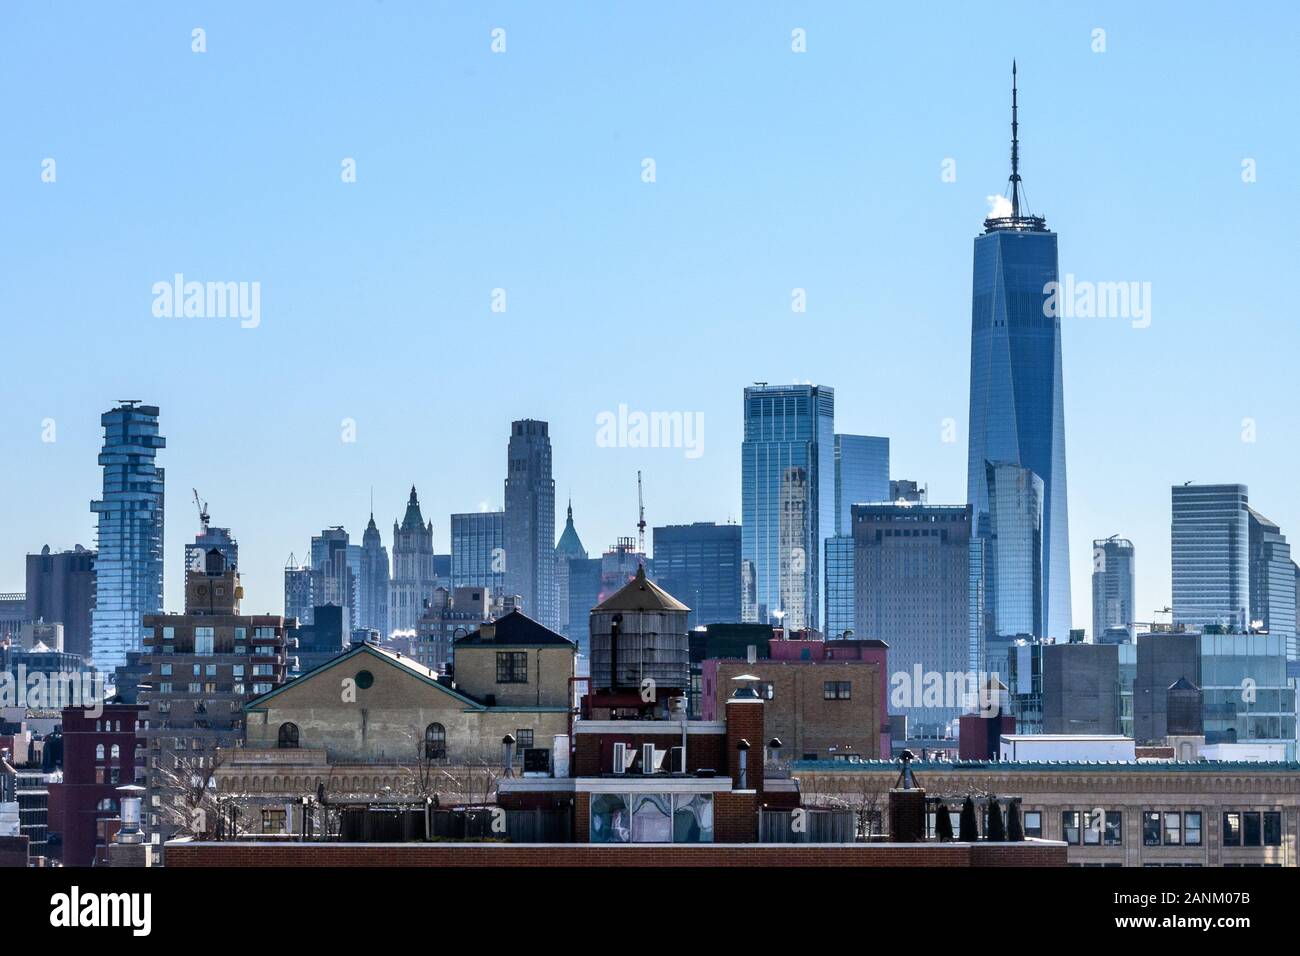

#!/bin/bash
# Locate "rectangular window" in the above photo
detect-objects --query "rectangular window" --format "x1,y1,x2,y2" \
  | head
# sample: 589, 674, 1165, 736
1264, 812, 1281, 847
261, 808, 286, 834
1163, 812, 1181, 846
1062, 811, 1080, 845
194, 627, 214, 655
1143, 811, 1161, 846
1185, 812, 1202, 846
1023, 811, 1042, 839
1105, 811, 1122, 846
1083, 810, 1101, 845
496, 652, 528, 683
823, 681, 851, 700
516, 729, 534, 749
1242, 812, 1262, 847
1223, 812, 1241, 847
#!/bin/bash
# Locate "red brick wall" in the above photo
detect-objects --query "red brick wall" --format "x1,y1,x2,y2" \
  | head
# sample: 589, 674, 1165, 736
165, 840, 1067, 867
724, 700, 764, 792
714, 791, 757, 842
575, 732, 725, 776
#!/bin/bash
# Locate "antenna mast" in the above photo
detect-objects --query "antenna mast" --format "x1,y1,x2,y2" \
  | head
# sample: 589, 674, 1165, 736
636, 471, 646, 555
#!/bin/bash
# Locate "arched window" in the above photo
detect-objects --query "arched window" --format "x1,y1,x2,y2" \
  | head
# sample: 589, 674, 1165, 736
277, 722, 300, 749
110, 744, 120, 761
424, 723, 446, 760
95, 744, 105, 760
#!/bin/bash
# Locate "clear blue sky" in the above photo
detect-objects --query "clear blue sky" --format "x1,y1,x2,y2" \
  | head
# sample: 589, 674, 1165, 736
2, 1, 1297, 629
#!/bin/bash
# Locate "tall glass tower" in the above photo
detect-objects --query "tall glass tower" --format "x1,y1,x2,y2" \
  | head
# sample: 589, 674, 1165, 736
1171, 483, 1249, 630
741, 384, 834, 630
967, 63, 1071, 641
834, 434, 890, 536
1091, 535, 1136, 642
90, 401, 166, 670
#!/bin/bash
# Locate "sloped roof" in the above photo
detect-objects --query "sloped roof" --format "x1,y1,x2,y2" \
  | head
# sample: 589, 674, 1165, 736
455, 609, 575, 648
243, 642, 485, 712
554, 500, 587, 559
592, 565, 690, 613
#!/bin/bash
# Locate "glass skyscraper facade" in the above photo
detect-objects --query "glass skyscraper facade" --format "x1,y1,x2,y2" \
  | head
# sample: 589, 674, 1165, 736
853, 503, 973, 734
741, 384, 834, 630
824, 534, 855, 640
1200, 631, 1295, 758
1092, 536, 1136, 643
90, 402, 166, 671
451, 510, 506, 596
966, 70, 1071, 644
834, 434, 889, 536
984, 461, 1043, 641
1171, 483, 1249, 631
652, 522, 741, 629
1248, 507, 1297, 660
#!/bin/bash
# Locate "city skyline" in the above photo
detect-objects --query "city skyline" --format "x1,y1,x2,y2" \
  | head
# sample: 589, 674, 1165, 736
3, 4, 1297, 630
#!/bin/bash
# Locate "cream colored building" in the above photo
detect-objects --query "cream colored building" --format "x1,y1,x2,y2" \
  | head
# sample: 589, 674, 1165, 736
216, 612, 574, 825
794, 759, 1300, 866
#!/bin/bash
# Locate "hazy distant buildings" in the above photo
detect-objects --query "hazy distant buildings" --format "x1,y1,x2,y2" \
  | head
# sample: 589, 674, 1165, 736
184, 521, 237, 574
1092, 536, 1135, 643
25, 545, 96, 661
553, 501, 588, 641
358, 513, 390, 637
504, 420, 557, 631
742, 383, 834, 630
1171, 484, 1249, 631
967, 69, 1071, 644
389, 487, 437, 634
834, 434, 889, 535
283, 558, 313, 625
652, 522, 741, 629
310, 527, 356, 629
90, 401, 166, 671
451, 510, 506, 594
1248, 508, 1296, 659
853, 503, 973, 734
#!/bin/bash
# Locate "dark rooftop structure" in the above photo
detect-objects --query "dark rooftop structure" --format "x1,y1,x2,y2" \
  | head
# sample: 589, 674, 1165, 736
454, 609, 575, 648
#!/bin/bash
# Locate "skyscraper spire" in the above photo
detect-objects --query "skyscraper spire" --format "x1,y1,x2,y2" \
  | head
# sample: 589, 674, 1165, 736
1009, 60, 1021, 218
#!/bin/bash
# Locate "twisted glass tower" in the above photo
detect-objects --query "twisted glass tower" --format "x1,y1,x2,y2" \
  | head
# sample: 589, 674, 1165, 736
967, 63, 1071, 642
90, 401, 166, 670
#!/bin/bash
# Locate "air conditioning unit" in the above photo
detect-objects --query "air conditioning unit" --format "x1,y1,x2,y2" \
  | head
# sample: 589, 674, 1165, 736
669, 746, 685, 774
613, 742, 629, 774
641, 743, 655, 775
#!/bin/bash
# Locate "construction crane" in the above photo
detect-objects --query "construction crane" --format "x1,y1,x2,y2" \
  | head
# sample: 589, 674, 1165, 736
192, 488, 210, 533
636, 471, 646, 555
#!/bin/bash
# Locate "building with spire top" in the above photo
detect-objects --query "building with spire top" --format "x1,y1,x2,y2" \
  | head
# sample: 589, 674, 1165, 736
967, 62, 1071, 664
389, 486, 437, 634
554, 498, 588, 642
359, 508, 390, 637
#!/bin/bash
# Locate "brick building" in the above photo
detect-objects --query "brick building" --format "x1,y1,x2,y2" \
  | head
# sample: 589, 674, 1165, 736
59, 702, 145, 866
141, 549, 291, 848
701, 637, 888, 760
